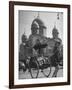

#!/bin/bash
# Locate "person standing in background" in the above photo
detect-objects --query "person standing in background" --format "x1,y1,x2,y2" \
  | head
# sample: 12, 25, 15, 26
19, 33, 28, 71
51, 26, 63, 77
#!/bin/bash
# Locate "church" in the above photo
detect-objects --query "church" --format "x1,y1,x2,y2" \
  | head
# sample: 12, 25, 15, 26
20, 12, 61, 58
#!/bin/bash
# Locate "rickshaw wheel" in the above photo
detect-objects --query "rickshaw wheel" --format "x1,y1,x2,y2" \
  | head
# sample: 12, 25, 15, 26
42, 61, 51, 77
29, 57, 39, 78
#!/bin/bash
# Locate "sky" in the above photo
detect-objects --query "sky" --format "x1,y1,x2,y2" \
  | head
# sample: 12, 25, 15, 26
18, 10, 63, 45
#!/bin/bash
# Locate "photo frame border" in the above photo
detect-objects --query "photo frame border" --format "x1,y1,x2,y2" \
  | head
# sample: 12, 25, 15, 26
9, 1, 70, 89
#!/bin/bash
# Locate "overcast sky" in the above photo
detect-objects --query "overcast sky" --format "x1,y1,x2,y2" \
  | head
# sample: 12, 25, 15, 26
18, 10, 63, 45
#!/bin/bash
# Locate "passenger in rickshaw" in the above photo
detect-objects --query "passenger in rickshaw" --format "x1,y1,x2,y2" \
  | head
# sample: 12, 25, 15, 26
33, 39, 42, 56
51, 26, 63, 77
32, 39, 48, 63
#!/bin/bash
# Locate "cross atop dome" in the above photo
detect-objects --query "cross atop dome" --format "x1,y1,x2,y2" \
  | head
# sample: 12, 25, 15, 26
37, 11, 40, 18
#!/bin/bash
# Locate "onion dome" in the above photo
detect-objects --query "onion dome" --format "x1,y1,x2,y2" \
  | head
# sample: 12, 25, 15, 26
21, 33, 27, 43
31, 18, 46, 36
52, 25, 59, 35
31, 18, 46, 30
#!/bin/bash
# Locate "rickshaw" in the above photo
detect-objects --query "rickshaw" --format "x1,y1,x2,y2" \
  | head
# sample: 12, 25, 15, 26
28, 41, 63, 78
28, 43, 52, 78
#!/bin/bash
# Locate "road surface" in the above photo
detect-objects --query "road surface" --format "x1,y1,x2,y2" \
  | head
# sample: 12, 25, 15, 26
19, 66, 63, 79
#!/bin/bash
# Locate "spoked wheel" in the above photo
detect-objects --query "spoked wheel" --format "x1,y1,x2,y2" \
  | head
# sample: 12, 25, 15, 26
42, 65, 51, 77
42, 59, 52, 77
29, 58, 39, 78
